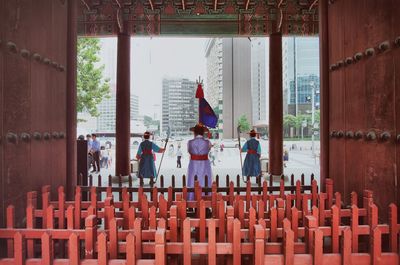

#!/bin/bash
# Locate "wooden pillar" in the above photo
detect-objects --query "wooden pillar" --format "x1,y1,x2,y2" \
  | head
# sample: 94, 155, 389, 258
66, 0, 77, 199
319, 0, 329, 190
116, 32, 131, 176
268, 32, 283, 176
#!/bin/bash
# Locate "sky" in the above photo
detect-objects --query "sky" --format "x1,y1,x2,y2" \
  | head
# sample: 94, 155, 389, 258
99, 37, 207, 118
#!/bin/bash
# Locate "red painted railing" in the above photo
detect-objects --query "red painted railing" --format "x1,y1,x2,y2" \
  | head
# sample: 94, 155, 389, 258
0, 176, 398, 265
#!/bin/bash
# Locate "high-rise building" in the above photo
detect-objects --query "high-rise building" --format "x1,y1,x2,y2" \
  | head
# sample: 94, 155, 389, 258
205, 38, 252, 139
283, 37, 320, 116
251, 38, 269, 127
204, 39, 223, 135
162, 78, 198, 136
222, 38, 252, 139
96, 93, 140, 132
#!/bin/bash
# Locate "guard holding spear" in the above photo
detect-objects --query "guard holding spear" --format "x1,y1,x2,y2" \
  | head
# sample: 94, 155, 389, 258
240, 129, 262, 179
136, 131, 165, 182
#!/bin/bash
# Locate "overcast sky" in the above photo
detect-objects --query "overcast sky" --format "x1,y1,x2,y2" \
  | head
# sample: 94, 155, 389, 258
100, 37, 207, 118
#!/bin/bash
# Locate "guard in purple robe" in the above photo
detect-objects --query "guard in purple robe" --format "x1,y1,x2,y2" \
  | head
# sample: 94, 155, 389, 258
187, 123, 212, 201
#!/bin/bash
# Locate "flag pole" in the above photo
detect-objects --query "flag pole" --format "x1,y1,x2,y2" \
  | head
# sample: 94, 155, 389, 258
155, 132, 169, 182
237, 126, 246, 183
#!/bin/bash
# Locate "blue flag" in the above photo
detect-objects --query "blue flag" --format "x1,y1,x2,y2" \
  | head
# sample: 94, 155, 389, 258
199, 98, 218, 128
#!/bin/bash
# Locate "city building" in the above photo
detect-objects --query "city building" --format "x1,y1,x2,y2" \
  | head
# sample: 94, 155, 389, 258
283, 37, 320, 116
204, 39, 224, 136
162, 78, 198, 136
251, 38, 269, 128
205, 38, 252, 139
288, 75, 320, 115
96, 93, 140, 132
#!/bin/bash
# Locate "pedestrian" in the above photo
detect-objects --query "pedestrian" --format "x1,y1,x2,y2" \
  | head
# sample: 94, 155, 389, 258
90, 133, 101, 173
176, 146, 182, 168
169, 144, 174, 157
100, 146, 109, 169
241, 129, 261, 178
187, 123, 212, 201
214, 145, 220, 162
136, 131, 165, 179
209, 148, 216, 166
107, 148, 112, 169
283, 149, 289, 168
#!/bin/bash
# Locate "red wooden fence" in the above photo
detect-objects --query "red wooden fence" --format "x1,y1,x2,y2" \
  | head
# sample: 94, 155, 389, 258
0, 176, 399, 265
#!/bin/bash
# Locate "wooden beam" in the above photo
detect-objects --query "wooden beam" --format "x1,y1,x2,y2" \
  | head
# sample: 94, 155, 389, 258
182, 0, 185, 10
214, 0, 218, 11
245, 0, 250, 10
269, 32, 283, 176
67, 0, 78, 200
116, 32, 131, 176
319, 0, 329, 191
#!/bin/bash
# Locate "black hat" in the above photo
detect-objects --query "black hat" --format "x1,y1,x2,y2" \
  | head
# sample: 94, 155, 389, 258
190, 123, 207, 135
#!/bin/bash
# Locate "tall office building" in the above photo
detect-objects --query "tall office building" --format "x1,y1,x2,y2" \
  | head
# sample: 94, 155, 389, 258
283, 37, 320, 116
162, 78, 198, 136
96, 93, 140, 132
205, 38, 252, 139
251, 38, 269, 127
205, 39, 224, 135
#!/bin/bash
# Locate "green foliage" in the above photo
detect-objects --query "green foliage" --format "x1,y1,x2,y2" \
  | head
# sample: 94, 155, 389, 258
143, 115, 160, 134
315, 110, 320, 125
237, 114, 251, 132
144, 115, 160, 127
77, 38, 110, 117
283, 111, 321, 138
283, 114, 297, 128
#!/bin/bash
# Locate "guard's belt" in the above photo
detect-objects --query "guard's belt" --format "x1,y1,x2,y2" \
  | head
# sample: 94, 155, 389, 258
142, 150, 153, 155
190, 154, 209, 160
247, 149, 258, 155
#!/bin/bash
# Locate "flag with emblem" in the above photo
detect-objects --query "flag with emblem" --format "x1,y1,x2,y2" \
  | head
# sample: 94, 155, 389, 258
195, 80, 218, 128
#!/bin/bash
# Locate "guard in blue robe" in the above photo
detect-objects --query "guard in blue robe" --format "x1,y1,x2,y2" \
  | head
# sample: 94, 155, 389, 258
136, 132, 165, 178
241, 129, 261, 177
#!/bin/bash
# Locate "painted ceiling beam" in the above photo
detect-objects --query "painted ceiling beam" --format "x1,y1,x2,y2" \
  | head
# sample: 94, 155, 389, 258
76, 1, 319, 36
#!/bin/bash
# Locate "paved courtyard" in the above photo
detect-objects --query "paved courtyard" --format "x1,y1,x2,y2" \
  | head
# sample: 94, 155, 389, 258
94, 138, 320, 188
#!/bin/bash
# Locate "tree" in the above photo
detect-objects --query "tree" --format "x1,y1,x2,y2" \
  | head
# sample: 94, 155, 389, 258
77, 38, 110, 117
237, 114, 251, 133
283, 114, 297, 129
283, 114, 297, 137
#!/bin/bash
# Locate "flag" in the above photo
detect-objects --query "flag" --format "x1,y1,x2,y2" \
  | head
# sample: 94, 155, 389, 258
195, 83, 204, 99
199, 98, 218, 128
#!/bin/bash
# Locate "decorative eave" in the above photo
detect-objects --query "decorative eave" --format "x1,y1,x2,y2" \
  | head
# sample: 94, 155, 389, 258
77, 0, 319, 37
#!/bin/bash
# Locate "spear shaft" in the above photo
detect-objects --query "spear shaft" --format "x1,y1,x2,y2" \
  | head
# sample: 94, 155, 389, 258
237, 126, 246, 183
155, 137, 169, 182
